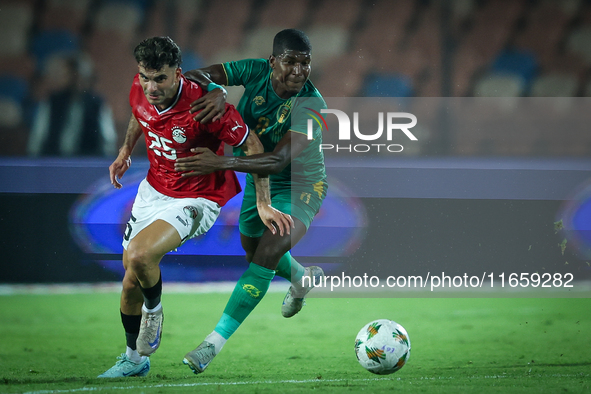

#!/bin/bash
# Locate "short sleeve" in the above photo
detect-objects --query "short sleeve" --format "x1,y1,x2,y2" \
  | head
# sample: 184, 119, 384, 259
223, 59, 268, 87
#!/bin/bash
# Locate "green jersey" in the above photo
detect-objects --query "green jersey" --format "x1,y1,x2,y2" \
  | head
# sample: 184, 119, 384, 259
222, 58, 327, 198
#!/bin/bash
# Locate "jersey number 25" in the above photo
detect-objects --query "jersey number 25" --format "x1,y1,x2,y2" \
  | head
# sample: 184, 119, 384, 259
148, 131, 177, 160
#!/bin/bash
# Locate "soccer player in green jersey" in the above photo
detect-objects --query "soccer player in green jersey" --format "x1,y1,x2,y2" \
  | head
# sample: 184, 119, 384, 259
175, 29, 328, 373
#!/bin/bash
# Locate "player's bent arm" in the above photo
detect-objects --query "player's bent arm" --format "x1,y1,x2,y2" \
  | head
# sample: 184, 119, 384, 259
239, 132, 294, 235
240, 132, 271, 208
109, 115, 142, 189
119, 115, 143, 157
185, 65, 229, 123
184, 64, 228, 87
223, 131, 309, 175
175, 131, 310, 176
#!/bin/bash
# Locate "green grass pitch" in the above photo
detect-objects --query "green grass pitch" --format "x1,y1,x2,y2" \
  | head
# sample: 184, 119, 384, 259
1, 289, 590, 393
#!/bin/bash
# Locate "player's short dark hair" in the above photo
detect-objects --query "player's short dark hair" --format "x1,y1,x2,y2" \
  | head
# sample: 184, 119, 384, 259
272, 29, 312, 56
134, 36, 182, 70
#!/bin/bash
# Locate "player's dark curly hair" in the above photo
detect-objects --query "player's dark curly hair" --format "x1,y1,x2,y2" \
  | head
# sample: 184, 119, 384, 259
134, 36, 182, 70
272, 29, 312, 56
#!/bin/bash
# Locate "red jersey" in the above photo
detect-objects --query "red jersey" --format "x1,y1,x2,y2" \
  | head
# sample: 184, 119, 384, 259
129, 74, 249, 206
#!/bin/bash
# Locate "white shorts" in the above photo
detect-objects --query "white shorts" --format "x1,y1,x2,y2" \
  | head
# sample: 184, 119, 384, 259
122, 179, 221, 250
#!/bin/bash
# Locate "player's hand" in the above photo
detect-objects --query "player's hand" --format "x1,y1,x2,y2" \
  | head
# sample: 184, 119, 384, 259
257, 204, 294, 236
109, 155, 131, 189
190, 89, 226, 124
175, 147, 223, 176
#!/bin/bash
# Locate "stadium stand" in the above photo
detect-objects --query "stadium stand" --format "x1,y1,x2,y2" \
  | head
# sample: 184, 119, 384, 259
39, 0, 92, 34
0, 75, 28, 129
31, 29, 80, 71
0, 1, 35, 80
87, 1, 143, 138
474, 73, 526, 98
191, 0, 253, 60
531, 73, 580, 97
566, 25, 591, 64
363, 73, 414, 98
306, 26, 349, 67
309, 0, 362, 29
257, 0, 309, 28
1, 0, 590, 156
490, 49, 539, 90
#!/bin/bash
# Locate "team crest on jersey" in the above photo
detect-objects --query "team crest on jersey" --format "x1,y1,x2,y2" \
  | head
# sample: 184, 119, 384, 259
277, 103, 291, 124
253, 96, 265, 106
172, 127, 187, 143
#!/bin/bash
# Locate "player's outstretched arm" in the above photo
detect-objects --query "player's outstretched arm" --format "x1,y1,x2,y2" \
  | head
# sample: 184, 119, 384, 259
185, 65, 228, 124
241, 133, 294, 236
109, 115, 142, 189
175, 131, 309, 176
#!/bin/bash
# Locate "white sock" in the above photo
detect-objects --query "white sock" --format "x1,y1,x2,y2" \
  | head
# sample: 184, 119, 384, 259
205, 331, 227, 354
126, 347, 146, 364
142, 303, 162, 314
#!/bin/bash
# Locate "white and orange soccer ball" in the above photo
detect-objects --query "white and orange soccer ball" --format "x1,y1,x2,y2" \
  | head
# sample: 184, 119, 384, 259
354, 319, 411, 375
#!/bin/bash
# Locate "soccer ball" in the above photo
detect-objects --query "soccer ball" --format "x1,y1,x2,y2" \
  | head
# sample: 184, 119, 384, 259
354, 319, 411, 375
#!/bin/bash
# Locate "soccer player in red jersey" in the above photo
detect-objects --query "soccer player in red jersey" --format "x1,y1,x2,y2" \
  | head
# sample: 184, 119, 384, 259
98, 37, 292, 378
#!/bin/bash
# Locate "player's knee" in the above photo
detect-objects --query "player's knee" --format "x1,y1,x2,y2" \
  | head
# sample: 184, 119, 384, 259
122, 273, 140, 292
252, 245, 284, 270
121, 273, 142, 306
240, 235, 258, 263
244, 252, 254, 264
125, 247, 154, 275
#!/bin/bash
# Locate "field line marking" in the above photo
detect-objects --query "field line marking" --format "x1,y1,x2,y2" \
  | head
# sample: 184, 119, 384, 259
21, 373, 589, 394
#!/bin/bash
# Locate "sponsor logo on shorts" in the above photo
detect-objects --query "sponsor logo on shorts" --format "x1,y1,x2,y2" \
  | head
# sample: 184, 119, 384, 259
176, 215, 188, 226
183, 206, 198, 219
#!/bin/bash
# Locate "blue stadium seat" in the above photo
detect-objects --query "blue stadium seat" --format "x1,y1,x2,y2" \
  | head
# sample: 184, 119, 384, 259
0, 74, 28, 128
363, 73, 414, 97
181, 51, 204, 73
491, 48, 539, 88
102, 0, 150, 11
31, 29, 79, 69
0, 74, 29, 103
101, 0, 149, 19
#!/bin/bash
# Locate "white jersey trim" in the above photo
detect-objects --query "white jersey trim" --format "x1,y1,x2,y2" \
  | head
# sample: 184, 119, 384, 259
155, 77, 184, 115
233, 125, 250, 147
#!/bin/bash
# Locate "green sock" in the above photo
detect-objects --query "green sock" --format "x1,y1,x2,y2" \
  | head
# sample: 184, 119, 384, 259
274, 252, 305, 283
214, 263, 275, 339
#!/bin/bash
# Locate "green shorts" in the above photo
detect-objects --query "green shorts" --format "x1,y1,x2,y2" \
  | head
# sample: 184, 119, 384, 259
239, 178, 327, 238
